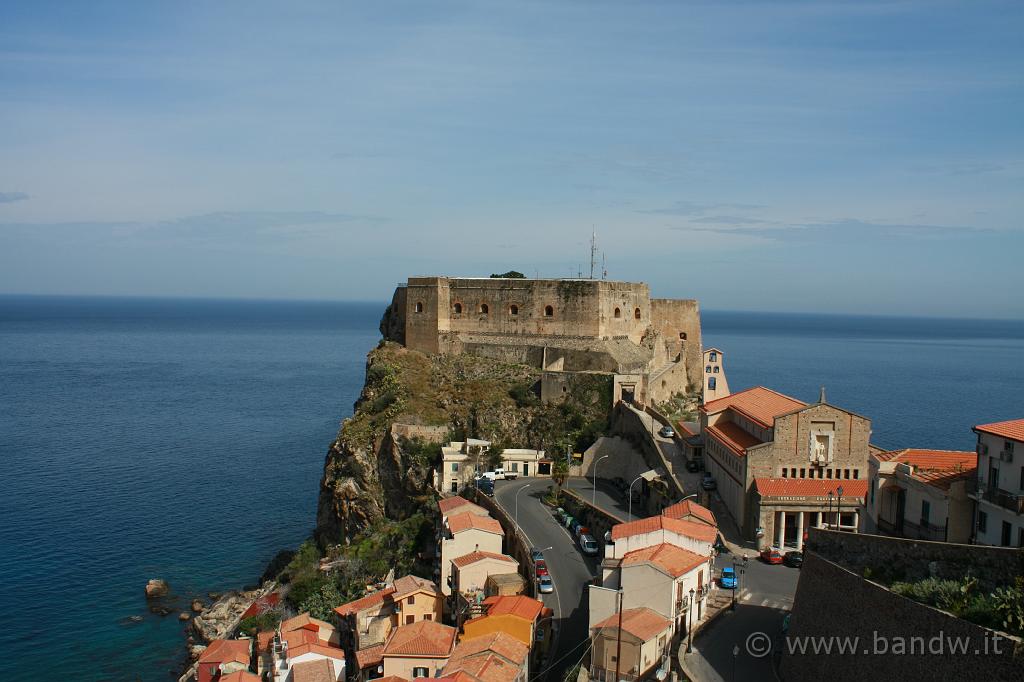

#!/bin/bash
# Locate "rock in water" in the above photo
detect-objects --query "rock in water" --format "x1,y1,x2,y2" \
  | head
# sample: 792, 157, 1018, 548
145, 578, 170, 598
191, 599, 204, 612
179, 613, 190, 621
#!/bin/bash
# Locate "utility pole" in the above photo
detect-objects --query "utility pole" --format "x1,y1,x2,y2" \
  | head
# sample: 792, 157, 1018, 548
590, 230, 598, 279
613, 589, 624, 682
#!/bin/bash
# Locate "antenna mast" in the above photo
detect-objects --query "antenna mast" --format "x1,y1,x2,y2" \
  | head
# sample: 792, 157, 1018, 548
589, 230, 598, 279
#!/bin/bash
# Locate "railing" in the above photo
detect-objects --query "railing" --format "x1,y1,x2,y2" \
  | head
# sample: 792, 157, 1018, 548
591, 666, 639, 682
999, 449, 1015, 463
980, 486, 1024, 514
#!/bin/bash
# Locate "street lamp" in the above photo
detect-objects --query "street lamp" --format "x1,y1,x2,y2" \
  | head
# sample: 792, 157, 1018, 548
836, 485, 844, 532
627, 474, 645, 521
593, 454, 610, 509
730, 560, 737, 611
826, 491, 834, 530
515, 484, 532, 532
686, 588, 695, 653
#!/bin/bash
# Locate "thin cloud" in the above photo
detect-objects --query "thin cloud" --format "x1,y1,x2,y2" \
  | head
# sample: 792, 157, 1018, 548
0, 192, 29, 203
683, 218, 989, 243
638, 201, 765, 216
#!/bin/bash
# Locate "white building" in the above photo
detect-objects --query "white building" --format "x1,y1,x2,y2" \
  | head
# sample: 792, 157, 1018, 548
436, 441, 548, 494
701, 348, 729, 402
970, 419, 1024, 547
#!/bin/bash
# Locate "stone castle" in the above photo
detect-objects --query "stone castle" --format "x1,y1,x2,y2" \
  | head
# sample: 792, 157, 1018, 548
380, 276, 703, 405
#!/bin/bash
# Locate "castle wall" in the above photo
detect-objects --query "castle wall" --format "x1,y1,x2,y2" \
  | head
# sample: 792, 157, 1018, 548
650, 298, 702, 389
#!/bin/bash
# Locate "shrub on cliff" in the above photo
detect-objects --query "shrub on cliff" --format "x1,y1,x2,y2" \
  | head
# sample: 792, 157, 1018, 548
238, 610, 281, 637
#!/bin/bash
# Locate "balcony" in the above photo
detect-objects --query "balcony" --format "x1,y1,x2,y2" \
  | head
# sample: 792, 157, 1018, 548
972, 482, 1024, 515
998, 449, 1015, 463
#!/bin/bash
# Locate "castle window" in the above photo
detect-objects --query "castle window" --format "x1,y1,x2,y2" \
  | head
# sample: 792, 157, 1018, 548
614, 307, 621, 319
853, 469, 859, 479
453, 302, 463, 314
634, 308, 641, 320
479, 303, 489, 314
680, 332, 687, 340
509, 304, 519, 316
800, 468, 806, 478
782, 468, 787, 478
544, 305, 554, 317
414, 302, 424, 313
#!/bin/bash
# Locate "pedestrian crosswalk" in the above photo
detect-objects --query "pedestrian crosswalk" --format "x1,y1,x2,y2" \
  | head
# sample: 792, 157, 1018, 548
741, 592, 793, 610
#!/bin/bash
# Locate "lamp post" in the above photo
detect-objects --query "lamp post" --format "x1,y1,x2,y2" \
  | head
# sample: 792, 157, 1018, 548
836, 485, 844, 532
826, 491, 834, 530
731, 560, 737, 611
627, 474, 645, 521
686, 587, 695, 653
515, 484, 532, 532
593, 454, 610, 509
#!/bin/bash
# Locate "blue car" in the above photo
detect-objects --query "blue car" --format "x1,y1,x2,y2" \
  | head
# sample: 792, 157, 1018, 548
720, 566, 738, 589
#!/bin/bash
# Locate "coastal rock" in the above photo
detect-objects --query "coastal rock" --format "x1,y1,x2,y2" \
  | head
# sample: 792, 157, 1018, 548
145, 578, 170, 598
189, 645, 207, 660
150, 605, 173, 617
192, 586, 272, 643
191, 599, 204, 612
178, 612, 190, 621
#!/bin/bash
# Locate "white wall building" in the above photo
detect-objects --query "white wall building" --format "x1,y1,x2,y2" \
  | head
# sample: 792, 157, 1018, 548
970, 419, 1024, 547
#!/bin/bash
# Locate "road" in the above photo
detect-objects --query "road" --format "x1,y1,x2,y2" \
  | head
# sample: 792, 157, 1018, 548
493, 478, 600, 682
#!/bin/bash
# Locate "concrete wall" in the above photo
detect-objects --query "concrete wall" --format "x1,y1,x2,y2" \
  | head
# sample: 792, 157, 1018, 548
781, 550, 1024, 682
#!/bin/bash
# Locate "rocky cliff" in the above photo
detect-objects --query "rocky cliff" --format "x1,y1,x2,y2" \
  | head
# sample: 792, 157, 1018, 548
315, 337, 613, 547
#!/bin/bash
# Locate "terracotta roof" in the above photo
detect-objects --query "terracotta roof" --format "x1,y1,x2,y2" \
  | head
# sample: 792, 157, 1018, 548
449, 631, 529, 666
610, 515, 718, 544
287, 642, 346, 661
675, 421, 696, 437
974, 419, 1024, 442
292, 658, 338, 682
876, 449, 977, 490
282, 612, 332, 634
383, 620, 457, 658
482, 595, 544, 622
447, 512, 504, 536
593, 607, 672, 641
443, 653, 522, 682
705, 421, 763, 455
437, 673, 479, 682
283, 628, 320, 649
662, 500, 716, 526
392, 574, 438, 598
754, 478, 868, 499
257, 630, 276, 654
334, 586, 396, 617
439, 496, 486, 516
198, 639, 250, 666
621, 543, 708, 577
355, 644, 385, 669
377, 676, 411, 682
240, 591, 281, 619
220, 673, 261, 682
452, 551, 518, 568
701, 386, 806, 428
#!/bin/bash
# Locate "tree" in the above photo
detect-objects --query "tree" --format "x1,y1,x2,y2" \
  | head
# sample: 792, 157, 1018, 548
490, 271, 526, 278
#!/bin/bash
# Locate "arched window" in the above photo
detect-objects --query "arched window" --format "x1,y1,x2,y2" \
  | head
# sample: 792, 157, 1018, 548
634, 308, 641, 320
706, 366, 712, 373
679, 332, 687, 340
614, 307, 621, 319
544, 305, 554, 317
709, 351, 717, 361
479, 303, 489, 314
453, 302, 463, 314
414, 302, 423, 313
713, 366, 719, 373
509, 304, 519, 316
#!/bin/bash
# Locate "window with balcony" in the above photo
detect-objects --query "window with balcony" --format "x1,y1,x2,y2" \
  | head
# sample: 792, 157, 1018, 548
978, 511, 988, 533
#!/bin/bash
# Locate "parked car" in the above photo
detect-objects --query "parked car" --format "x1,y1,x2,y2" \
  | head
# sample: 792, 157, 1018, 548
686, 459, 700, 473
579, 534, 600, 556
701, 474, 717, 491
760, 547, 784, 564
538, 575, 554, 594
574, 525, 590, 539
720, 566, 738, 589
783, 551, 803, 568
658, 425, 676, 438
535, 560, 549, 578
493, 467, 518, 480
476, 478, 494, 496
530, 547, 545, 562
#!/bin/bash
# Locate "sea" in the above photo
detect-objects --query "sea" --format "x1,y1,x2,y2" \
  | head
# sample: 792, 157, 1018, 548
1, 296, 1022, 681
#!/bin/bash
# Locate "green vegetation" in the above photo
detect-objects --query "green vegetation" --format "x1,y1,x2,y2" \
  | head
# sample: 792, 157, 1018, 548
657, 391, 698, 422
238, 610, 281, 637
890, 575, 1024, 637
508, 381, 540, 408
401, 437, 443, 468
490, 271, 525, 278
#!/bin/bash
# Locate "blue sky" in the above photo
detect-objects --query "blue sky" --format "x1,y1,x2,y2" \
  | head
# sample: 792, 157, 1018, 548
1, 1, 1022, 317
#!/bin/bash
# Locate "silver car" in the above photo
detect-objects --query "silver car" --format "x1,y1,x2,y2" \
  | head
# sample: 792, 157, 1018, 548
538, 575, 554, 593
579, 534, 600, 556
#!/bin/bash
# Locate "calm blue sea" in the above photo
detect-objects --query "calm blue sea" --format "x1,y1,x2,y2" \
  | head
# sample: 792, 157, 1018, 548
1, 297, 1022, 680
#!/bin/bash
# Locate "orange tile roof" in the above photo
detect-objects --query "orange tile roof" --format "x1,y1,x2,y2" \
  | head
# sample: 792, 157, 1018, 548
610, 515, 718, 544
482, 595, 544, 622
198, 639, 250, 666
377, 676, 411, 682
220, 673, 261, 682
662, 500, 716, 526
452, 551, 518, 568
621, 543, 709, 577
355, 644, 385, 669
392, 574, 438, 598
701, 386, 806, 428
439, 496, 486, 516
754, 478, 868, 499
447, 512, 504, 536
593, 607, 672, 641
974, 419, 1024, 442
443, 653, 522, 682
287, 642, 346, 661
334, 586, 396, 617
283, 628, 320, 649
876, 449, 977, 490
282, 612, 326, 633
257, 630, 275, 654
675, 421, 696, 437
449, 631, 529, 667
292, 658, 338, 682
706, 421, 764, 455
383, 620, 457, 658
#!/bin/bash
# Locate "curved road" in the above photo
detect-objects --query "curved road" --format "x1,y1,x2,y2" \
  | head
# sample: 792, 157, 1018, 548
493, 478, 599, 682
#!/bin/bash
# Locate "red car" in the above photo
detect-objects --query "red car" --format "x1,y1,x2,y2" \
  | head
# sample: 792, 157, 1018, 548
760, 547, 783, 564
535, 560, 549, 577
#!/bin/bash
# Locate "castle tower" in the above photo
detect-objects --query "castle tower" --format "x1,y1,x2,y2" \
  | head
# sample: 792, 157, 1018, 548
702, 348, 730, 402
